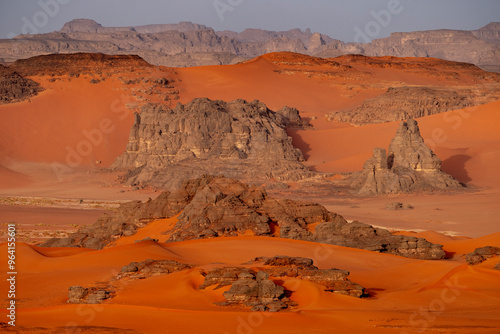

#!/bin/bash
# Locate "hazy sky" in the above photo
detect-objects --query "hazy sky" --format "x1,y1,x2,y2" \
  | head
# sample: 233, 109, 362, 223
0, 0, 498, 42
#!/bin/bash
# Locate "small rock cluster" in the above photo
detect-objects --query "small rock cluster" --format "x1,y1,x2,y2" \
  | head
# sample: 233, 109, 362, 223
385, 202, 414, 210
199, 256, 365, 311
465, 246, 500, 265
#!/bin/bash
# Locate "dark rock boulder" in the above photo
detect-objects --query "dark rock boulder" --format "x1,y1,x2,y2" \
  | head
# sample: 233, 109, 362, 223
67, 286, 112, 304
465, 246, 500, 265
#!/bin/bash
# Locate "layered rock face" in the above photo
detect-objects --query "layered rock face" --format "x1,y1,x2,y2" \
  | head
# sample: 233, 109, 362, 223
0, 64, 42, 104
353, 119, 463, 194
112, 98, 312, 188
327, 86, 500, 125
42, 176, 446, 260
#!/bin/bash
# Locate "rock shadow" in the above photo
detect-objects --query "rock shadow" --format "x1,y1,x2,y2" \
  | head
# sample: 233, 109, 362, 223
441, 154, 472, 185
287, 129, 311, 161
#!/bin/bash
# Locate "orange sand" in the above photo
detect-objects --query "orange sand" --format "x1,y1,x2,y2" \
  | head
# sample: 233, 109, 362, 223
0, 235, 498, 333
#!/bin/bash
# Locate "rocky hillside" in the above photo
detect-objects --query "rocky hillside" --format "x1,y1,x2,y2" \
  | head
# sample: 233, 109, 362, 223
0, 64, 42, 104
1, 19, 499, 70
42, 176, 446, 260
112, 98, 313, 188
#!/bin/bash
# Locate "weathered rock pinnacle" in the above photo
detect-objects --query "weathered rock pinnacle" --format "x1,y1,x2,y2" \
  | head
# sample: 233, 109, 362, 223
353, 118, 463, 194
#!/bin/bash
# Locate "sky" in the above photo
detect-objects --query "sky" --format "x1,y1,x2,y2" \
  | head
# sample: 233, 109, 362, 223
0, 0, 498, 42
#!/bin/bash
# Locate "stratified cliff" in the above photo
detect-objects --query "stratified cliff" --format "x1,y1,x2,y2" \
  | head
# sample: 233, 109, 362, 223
112, 98, 313, 188
1, 19, 499, 70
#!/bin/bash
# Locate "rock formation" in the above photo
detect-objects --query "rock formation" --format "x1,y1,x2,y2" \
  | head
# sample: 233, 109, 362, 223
465, 246, 500, 265
0, 64, 42, 104
41, 177, 210, 249
1, 19, 498, 70
249, 256, 365, 297
115, 259, 193, 280
199, 256, 364, 311
352, 118, 463, 194
42, 176, 446, 260
8, 53, 152, 77
112, 98, 313, 188
327, 86, 500, 125
67, 286, 113, 304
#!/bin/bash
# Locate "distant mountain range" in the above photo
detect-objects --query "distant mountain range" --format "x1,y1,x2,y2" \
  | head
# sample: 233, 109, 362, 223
1, 19, 499, 71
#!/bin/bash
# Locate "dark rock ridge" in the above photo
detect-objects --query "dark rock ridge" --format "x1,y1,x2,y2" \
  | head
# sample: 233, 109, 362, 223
465, 246, 500, 265
199, 256, 364, 311
0, 64, 42, 104
8, 53, 152, 77
112, 98, 313, 188
327, 86, 500, 126
42, 176, 446, 260
351, 118, 463, 194
1, 19, 499, 70
115, 259, 193, 280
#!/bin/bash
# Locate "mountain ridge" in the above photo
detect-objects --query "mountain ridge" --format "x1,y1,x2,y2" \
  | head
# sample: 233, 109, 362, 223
1, 19, 499, 71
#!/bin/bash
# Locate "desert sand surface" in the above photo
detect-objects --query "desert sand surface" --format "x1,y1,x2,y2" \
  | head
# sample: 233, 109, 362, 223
0, 236, 499, 333
0, 52, 499, 333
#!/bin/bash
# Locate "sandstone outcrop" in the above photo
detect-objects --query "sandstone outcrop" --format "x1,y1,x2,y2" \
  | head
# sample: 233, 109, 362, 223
0, 64, 42, 104
67, 286, 113, 304
465, 246, 500, 265
199, 256, 364, 311
42, 176, 446, 260
40, 177, 210, 249
112, 98, 313, 188
115, 259, 193, 280
250, 256, 365, 297
352, 118, 463, 194
327, 86, 500, 125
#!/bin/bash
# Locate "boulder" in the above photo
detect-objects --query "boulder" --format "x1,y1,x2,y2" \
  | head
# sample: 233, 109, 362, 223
465, 246, 500, 265
67, 286, 112, 304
